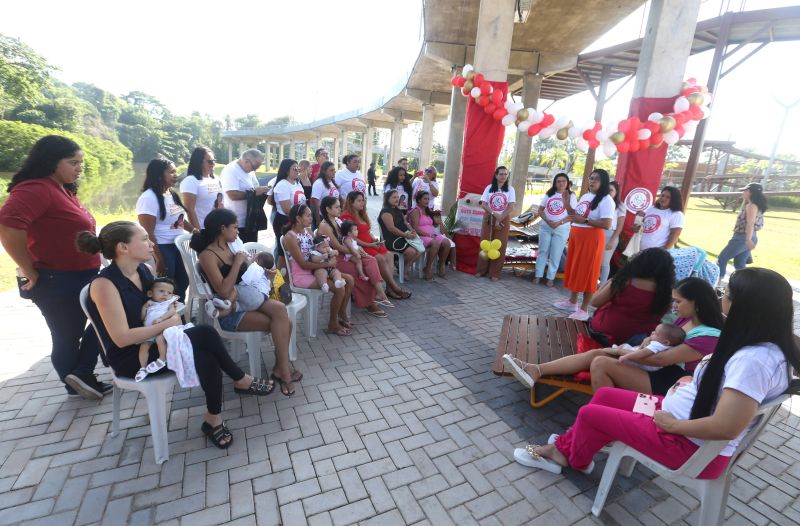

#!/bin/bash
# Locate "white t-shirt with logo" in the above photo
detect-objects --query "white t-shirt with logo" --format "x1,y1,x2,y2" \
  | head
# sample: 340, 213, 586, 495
311, 178, 340, 201
179, 175, 223, 228
384, 184, 409, 209
135, 189, 187, 244
480, 185, 516, 215
610, 204, 627, 232
220, 161, 259, 227
640, 206, 684, 249
334, 170, 367, 195
661, 343, 789, 456
411, 178, 439, 200
572, 192, 615, 229
539, 193, 578, 223
273, 179, 307, 217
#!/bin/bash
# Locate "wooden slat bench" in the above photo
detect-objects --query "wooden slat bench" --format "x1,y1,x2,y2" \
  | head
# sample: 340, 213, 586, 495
493, 315, 594, 407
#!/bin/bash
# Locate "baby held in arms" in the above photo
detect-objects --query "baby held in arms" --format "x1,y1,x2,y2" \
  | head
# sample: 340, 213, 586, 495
308, 235, 346, 292
136, 278, 179, 382
612, 323, 686, 372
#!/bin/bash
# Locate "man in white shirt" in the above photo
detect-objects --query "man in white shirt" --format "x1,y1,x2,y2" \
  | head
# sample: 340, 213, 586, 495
220, 148, 268, 242
334, 154, 367, 197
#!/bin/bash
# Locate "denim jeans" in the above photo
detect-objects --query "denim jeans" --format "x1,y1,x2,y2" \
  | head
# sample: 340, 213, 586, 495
536, 222, 570, 280
30, 268, 100, 390
158, 243, 189, 301
717, 232, 757, 279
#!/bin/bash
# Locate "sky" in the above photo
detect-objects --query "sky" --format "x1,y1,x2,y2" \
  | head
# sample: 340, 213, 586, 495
1, 0, 798, 157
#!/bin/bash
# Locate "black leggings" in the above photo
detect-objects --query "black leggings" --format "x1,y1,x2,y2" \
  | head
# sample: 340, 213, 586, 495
113, 325, 245, 415
273, 213, 288, 257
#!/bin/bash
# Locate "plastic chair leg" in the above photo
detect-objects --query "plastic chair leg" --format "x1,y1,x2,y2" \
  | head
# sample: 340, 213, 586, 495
591, 445, 625, 517
111, 385, 121, 438
398, 256, 405, 284
289, 313, 298, 362
308, 298, 319, 338
619, 457, 637, 477
698, 478, 729, 526
246, 333, 262, 377
145, 389, 170, 465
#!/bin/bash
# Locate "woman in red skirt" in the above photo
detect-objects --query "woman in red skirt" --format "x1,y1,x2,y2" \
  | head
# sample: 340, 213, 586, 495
554, 169, 615, 320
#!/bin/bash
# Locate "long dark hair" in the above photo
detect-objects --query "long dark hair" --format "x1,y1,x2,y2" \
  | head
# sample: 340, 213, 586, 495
658, 186, 684, 212
283, 203, 311, 234
589, 169, 610, 210
489, 166, 509, 192
382, 189, 398, 209
275, 158, 297, 186
413, 191, 433, 218
141, 159, 184, 220
343, 191, 370, 226
319, 195, 341, 236
748, 186, 768, 213
8, 135, 82, 194
674, 277, 725, 330
385, 166, 411, 197
609, 180, 621, 208
610, 247, 675, 315
189, 208, 237, 253
318, 161, 336, 189
691, 268, 800, 419
186, 147, 214, 181
545, 173, 572, 197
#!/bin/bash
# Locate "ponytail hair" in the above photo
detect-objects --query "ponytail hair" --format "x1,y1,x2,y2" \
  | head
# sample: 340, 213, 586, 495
75, 221, 139, 260
189, 208, 237, 252
283, 203, 311, 235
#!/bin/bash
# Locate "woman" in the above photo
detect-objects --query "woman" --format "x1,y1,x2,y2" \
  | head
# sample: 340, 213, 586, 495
383, 166, 412, 211
310, 161, 340, 227
475, 166, 516, 281
283, 204, 356, 335
635, 186, 684, 251
0, 135, 106, 399
192, 208, 298, 396
271, 159, 307, 267
340, 191, 410, 300
80, 221, 274, 449
378, 190, 424, 283
411, 166, 439, 207
180, 147, 222, 229
136, 158, 196, 301
554, 169, 614, 320
534, 173, 576, 287
317, 195, 393, 316
599, 180, 627, 284
717, 182, 767, 279
514, 267, 798, 482
407, 191, 450, 279
297, 159, 313, 200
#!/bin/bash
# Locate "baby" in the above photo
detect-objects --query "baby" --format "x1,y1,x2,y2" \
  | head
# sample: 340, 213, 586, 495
136, 278, 179, 382
308, 236, 347, 292
241, 252, 278, 296
614, 323, 686, 372
340, 220, 370, 282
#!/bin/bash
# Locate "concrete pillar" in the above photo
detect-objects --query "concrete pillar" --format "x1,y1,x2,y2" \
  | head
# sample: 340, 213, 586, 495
510, 72, 543, 214
363, 127, 374, 170
277, 143, 285, 167
339, 130, 347, 159
442, 81, 468, 214
473, 0, 516, 82
238, 142, 246, 158
227, 142, 233, 163
332, 135, 340, 167
390, 119, 403, 167
288, 139, 295, 161
419, 103, 435, 169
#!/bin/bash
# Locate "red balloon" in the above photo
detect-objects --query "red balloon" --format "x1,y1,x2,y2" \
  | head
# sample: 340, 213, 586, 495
675, 125, 685, 138
486, 102, 497, 113
456, 77, 467, 87
629, 117, 642, 130
644, 121, 660, 133
650, 132, 663, 145
491, 90, 503, 104
461, 88, 470, 97
618, 119, 630, 133
541, 113, 555, 127
527, 124, 542, 137
478, 95, 490, 107
617, 142, 630, 153
479, 81, 491, 94
630, 140, 641, 152
451, 77, 460, 87
688, 105, 704, 120
681, 86, 700, 97
493, 108, 507, 121
589, 139, 600, 149
639, 139, 650, 150
625, 130, 638, 143
473, 73, 485, 85
582, 130, 593, 141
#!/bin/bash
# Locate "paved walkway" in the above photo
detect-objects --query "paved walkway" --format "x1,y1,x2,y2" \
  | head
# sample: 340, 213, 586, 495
2, 204, 800, 525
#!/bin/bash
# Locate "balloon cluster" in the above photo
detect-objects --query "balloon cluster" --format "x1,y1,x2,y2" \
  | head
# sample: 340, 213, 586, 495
479, 239, 502, 260
450, 66, 712, 158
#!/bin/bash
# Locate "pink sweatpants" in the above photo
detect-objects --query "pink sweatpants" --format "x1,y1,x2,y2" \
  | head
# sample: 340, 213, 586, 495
554, 387, 730, 479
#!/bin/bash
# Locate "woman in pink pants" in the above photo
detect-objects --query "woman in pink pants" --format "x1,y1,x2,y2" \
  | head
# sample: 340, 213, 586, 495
514, 267, 799, 479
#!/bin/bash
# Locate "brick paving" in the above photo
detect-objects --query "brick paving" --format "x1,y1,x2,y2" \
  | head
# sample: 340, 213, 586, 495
2, 209, 800, 524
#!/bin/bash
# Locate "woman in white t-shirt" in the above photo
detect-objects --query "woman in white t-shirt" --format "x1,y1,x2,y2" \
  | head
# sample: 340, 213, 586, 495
534, 173, 577, 287
512, 267, 799, 484
383, 166, 412, 211
635, 186, 684, 250
553, 169, 615, 320
310, 161, 340, 227
135, 159, 196, 300
475, 166, 516, 281
271, 159, 306, 267
180, 147, 222, 229
599, 181, 627, 283
411, 166, 439, 209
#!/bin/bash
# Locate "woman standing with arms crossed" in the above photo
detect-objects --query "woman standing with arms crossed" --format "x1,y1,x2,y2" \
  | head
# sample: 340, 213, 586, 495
0, 135, 108, 399
475, 166, 516, 281
534, 173, 576, 287
717, 182, 767, 279
310, 161, 339, 228
271, 159, 307, 268
180, 146, 222, 230
554, 169, 614, 320
599, 180, 627, 284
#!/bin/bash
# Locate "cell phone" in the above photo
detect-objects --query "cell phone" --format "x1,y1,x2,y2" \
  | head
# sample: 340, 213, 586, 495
16, 269, 33, 300
632, 393, 658, 417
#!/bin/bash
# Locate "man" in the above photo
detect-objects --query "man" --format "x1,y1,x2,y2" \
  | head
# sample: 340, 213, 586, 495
309, 148, 329, 183
411, 165, 440, 209
220, 149, 268, 242
397, 157, 409, 172
334, 154, 367, 195
367, 162, 377, 196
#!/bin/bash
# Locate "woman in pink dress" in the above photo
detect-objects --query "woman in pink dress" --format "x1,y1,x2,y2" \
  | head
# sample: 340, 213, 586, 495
407, 191, 451, 279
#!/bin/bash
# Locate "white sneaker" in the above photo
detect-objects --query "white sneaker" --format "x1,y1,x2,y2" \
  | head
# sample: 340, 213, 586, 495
334, 279, 346, 289
553, 300, 577, 311
205, 301, 219, 319
568, 308, 589, 321
321, 283, 330, 293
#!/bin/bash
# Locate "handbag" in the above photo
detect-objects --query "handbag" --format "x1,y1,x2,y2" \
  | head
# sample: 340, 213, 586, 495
269, 271, 292, 305
406, 236, 425, 253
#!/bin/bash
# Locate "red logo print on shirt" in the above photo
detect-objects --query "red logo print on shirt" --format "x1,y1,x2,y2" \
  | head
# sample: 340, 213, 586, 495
574, 201, 590, 217
643, 214, 661, 234
293, 190, 307, 205
351, 178, 366, 192
328, 187, 339, 197
546, 197, 565, 216
488, 192, 508, 212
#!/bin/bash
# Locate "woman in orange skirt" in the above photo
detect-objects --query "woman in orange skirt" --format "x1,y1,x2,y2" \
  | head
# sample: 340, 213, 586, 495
475, 166, 516, 281
553, 169, 614, 320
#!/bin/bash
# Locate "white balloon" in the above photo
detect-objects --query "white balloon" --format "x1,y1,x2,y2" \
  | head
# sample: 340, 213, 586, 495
462, 64, 474, 76
602, 141, 617, 158
663, 130, 680, 145
501, 114, 516, 127
555, 115, 569, 129
576, 137, 590, 152
511, 102, 524, 113
504, 99, 515, 111
596, 130, 608, 142
648, 112, 663, 122
530, 110, 544, 124
568, 126, 581, 139
674, 96, 690, 113
470, 87, 482, 98
638, 129, 652, 140
539, 127, 556, 139
517, 121, 531, 133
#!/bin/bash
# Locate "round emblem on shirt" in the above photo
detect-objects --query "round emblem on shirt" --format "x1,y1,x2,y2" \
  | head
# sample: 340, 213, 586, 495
574, 201, 590, 217
546, 197, 565, 216
643, 214, 661, 234
352, 178, 366, 192
293, 190, 307, 205
488, 192, 508, 212
624, 187, 653, 213
328, 187, 339, 197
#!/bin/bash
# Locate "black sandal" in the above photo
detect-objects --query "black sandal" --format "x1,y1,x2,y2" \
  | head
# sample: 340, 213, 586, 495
234, 377, 275, 396
270, 373, 296, 397
201, 421, 233, 449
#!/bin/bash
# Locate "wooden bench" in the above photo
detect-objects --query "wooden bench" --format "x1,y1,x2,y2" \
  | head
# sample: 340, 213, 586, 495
493, 315, 593, 407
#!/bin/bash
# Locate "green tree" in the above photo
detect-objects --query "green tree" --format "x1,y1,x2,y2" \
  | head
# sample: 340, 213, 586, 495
0, 35, 54, 118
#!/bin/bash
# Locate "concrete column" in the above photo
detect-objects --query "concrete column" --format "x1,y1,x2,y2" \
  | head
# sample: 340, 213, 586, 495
510, 72, 543, 214
339, 130, 347, 159
277, 143, 285, 167
238, 142, 246, 157
288, 139, 296, 161
227, 142, 233, 163
390, 119, 403, 167
473, 0, 516, 82
442, 81, 467, 214
332, 135, 340, 167
419, 103, 435, 169
363, 127, 374, 170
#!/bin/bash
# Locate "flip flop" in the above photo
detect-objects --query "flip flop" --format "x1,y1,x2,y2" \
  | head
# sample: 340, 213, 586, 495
366, 308, 387, 318
338, 319, 354, 328
502, 354, 536, 389
513, 445, 563, 474
324, 327, 351, 336
376, 299, 395, 308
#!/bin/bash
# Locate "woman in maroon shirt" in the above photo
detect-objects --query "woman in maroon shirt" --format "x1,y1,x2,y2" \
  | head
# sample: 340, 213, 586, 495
0, 136, 106, 400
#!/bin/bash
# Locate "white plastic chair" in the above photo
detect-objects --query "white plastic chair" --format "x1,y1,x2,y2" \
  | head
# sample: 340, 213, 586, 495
79, 284, 177, 465
279, 235, 349, 338
174, 234, 206, 324
591, 394, 790, 526
242, 241, 308, 361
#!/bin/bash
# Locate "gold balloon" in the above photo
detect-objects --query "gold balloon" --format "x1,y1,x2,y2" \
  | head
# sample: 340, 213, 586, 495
556, 128, 569, 140
610, 132, 626, 144
659, 116, 676, 133
463, 80, 474, 92
516, 109, 529, 122
687, 92, 705, 106
478, 250, 489, 261
465, 70, 475, 81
